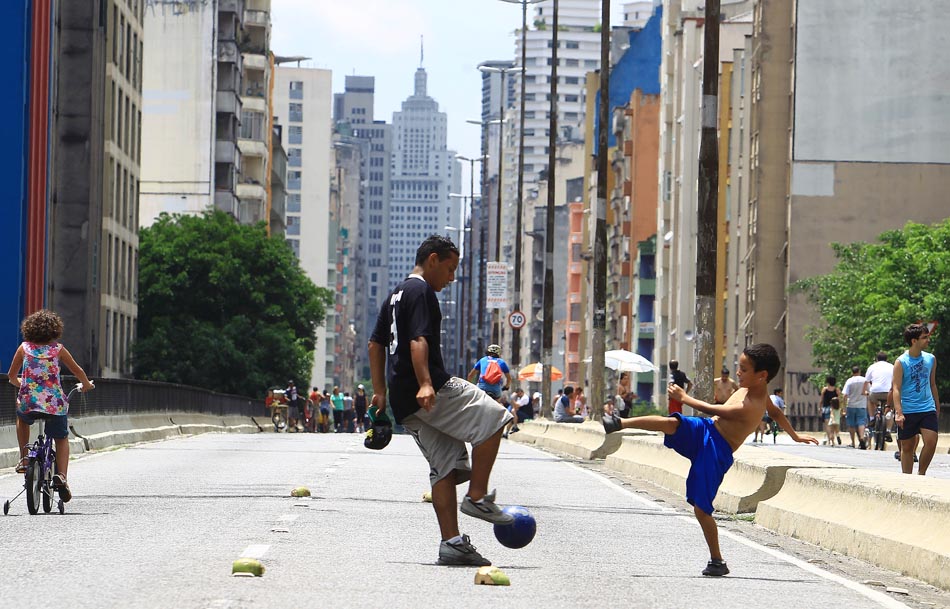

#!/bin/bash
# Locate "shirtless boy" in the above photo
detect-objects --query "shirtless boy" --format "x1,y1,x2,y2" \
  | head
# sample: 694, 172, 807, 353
602, 343, 818, 576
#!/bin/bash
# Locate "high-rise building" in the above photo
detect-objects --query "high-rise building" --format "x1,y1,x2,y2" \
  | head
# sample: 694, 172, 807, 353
48, 1, 143, 378
515, 0, 601, 185
141, 0, 278, 231
333, 76, 392, 381
273, 66, 333, 388
390, 66, 462, 372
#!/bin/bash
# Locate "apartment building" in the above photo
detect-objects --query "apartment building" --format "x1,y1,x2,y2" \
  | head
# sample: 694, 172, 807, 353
273, 66, 333, 387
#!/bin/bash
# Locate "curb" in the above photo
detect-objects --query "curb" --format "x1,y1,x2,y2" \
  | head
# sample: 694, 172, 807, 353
508, 419, 623, 459
756, 468, 950, 590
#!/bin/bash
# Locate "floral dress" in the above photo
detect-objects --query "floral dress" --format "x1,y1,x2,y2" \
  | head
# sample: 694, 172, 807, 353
16, 342, 67, 416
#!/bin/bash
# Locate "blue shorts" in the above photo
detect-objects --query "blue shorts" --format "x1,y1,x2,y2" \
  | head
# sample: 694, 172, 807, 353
845, 408, 868, 428
663, 413, 734, 515
16, 412, 69, 439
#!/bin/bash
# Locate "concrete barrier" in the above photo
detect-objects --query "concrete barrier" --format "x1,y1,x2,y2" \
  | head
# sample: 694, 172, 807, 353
170, 413, 261, 435
70, 415, 181, 451
605, 436, 853, 514
0, 424, 86, 469
508, 419, 625, 460
756, 468, 950, 590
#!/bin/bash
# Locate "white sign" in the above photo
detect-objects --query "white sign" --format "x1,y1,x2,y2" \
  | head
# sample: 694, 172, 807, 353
486, 262, 508, 309
508, 310, 526, 329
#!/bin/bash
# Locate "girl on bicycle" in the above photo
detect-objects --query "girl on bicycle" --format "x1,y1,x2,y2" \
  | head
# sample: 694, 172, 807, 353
7, 309, 94, 502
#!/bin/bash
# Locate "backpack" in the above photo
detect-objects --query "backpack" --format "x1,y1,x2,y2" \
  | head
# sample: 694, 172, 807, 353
480, 358, 504, 385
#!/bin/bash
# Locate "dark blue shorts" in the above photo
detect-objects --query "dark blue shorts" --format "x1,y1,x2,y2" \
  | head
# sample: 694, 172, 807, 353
16, 412, 69, 439
897, 410, 938, 441
663, 413, 734, 515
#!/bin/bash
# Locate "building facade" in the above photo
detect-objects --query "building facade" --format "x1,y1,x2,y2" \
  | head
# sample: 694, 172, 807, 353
333, 75, 393, 382
273, 66, 333, 388
389, 66, 462, 373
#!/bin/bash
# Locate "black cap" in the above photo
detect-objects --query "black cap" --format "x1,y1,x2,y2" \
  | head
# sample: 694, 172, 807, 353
364, 416, 393, 450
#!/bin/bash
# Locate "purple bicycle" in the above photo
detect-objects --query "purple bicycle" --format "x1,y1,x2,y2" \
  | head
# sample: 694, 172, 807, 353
3, 383, 88, 516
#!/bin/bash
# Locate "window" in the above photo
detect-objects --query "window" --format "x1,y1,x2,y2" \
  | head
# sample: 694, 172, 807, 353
289, 80, 304, 99
288, 125, 302, 145
288, 170, 302, 190
286, 215, 301, 236
240, 110, 265, 140
289, 103, 303, 122
287, 194, 301, 212
288, 147, 302, 167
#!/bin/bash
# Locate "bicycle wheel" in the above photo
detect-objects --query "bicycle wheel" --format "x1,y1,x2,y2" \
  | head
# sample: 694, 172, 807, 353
25, 460, 41, 515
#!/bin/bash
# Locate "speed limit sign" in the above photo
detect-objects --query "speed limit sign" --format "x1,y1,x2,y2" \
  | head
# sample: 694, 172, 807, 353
508, 310, 526, 329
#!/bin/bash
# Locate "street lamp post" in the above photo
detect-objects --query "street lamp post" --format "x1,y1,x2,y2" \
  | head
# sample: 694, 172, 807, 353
477, 63, 519, 345
456, 154, 487, 366
444, 219, 473, 375
501, 0, 545, 371
541, 0, 559, 419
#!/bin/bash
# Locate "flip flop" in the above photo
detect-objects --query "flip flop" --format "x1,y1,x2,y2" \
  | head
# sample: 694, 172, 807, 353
52, 474, 72, 503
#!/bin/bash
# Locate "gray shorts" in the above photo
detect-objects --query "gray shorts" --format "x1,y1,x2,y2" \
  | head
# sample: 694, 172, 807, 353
402, 377, 513, 486
869, 391, 890, 408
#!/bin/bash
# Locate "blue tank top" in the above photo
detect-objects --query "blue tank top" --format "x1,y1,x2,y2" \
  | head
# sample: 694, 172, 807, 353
897, 351, 936, 414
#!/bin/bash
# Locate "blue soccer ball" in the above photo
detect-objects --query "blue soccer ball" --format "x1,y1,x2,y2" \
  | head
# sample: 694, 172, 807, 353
493, 505, 537, 549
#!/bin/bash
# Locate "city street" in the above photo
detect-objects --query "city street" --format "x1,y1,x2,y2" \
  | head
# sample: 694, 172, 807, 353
0, 432, 945, 608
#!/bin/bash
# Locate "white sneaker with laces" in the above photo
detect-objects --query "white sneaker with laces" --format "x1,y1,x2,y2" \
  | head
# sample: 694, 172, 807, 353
460, 489, 515, 525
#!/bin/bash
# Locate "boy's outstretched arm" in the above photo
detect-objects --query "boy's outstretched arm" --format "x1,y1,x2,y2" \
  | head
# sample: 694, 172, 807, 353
767, 402, 818, 444
668, 383, 739, 418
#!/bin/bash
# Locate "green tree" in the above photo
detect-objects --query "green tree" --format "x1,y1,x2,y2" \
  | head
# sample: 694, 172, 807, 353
792, 219, 950, 398
134, 211, 334, 397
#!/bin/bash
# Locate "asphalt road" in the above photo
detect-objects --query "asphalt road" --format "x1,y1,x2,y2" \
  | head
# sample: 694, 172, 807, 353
0, 432, 946, 609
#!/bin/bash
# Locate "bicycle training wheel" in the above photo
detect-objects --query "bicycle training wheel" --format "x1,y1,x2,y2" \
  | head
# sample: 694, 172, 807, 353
25, 460, 41, 515
42, 463, 54, 513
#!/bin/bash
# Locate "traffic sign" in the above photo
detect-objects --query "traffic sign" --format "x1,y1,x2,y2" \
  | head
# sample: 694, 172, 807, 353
508, 310, 526, 329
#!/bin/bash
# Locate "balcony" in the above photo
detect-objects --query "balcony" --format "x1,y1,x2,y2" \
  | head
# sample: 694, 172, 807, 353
236, 181, 266, 203
215, 140, 240, 165
214, 190, 239, 217
218, 0, 244, 16
243, 52, 268, 71
217, 40, 241, 66
237, 138, 267, 158
216, 90, 241, 115
244, 9, 269, 27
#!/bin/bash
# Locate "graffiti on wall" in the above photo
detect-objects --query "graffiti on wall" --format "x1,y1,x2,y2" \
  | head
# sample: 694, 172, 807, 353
146, 0, 210, 16
786, 370, 822, 429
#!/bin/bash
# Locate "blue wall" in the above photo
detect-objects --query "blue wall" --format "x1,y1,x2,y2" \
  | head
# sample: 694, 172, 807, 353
594, 5, 662, 154
0, 1, 32, 361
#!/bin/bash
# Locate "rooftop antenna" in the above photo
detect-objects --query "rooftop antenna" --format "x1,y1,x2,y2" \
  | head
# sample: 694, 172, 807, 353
420, 34, 424, 67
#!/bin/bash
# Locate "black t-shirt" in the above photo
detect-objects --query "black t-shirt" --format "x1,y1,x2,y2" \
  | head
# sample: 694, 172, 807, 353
370, 275, 451, 423
671, 370, 690, 389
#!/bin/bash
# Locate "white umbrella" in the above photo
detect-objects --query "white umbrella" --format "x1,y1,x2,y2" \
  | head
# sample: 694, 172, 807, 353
604, 350, 657, 373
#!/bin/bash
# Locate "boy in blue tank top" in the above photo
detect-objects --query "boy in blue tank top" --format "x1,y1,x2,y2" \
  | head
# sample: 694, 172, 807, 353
892, 323, 940, 475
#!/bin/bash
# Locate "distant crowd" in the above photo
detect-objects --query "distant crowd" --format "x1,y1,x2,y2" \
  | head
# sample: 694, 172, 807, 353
265, 381, 370, 433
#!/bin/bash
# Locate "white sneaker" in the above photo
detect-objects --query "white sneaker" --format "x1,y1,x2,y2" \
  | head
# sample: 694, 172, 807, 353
460, 490, 514, 525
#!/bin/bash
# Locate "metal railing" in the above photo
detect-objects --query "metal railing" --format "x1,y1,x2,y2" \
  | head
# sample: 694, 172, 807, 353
0, 375, 261, 426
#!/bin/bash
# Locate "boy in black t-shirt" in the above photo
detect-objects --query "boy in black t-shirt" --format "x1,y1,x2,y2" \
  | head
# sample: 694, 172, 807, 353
369, 235, 514, 567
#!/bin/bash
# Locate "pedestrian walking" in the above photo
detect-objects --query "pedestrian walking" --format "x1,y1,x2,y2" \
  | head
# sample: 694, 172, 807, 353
892, 323, 940, 475
713, 367, 739, 405
467, 344, 511, 401
368, 235, 514, 567
354, 385, 368, 433
820, 376, 841, 445
842, 366, 868, 448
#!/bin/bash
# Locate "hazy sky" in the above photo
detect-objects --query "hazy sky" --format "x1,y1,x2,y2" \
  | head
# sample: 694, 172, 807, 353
271, 0, 627, 174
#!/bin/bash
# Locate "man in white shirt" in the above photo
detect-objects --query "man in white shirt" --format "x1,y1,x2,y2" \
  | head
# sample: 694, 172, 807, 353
864, 351, 893, 413
842, 366, 868, 449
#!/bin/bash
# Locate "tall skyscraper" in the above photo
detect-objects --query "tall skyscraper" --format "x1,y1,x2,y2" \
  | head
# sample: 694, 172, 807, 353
333, 76, 392, 381
390, 65, 462, 371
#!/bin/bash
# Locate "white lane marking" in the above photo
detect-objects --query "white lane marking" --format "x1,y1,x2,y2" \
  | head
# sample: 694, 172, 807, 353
569, 464, 912, 609
278, 514, 298, 522
240, 544, 269, 559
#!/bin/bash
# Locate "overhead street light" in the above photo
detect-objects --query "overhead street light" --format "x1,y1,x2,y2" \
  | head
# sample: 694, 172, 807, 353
497, 0, 543, 367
